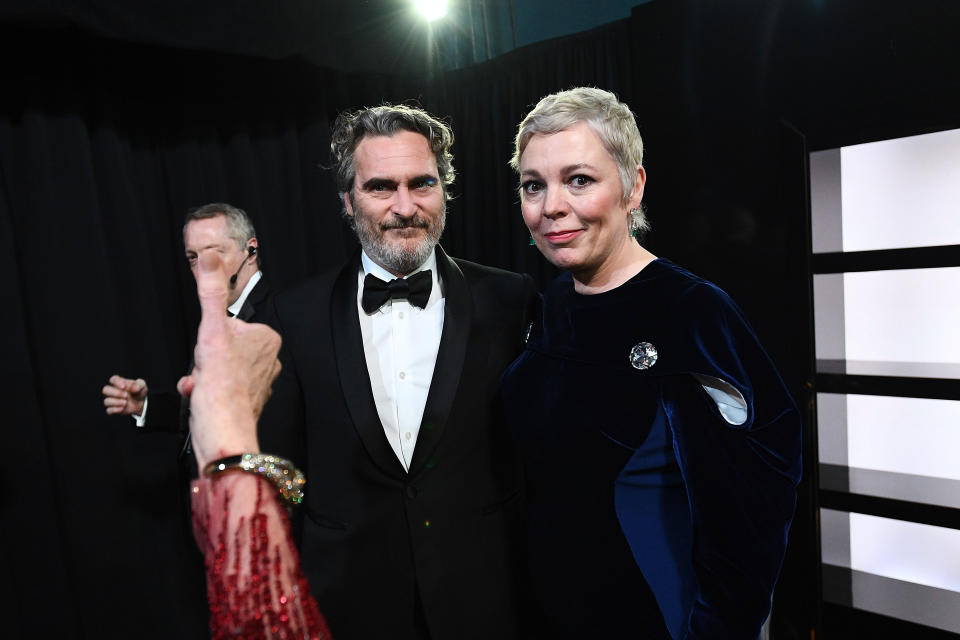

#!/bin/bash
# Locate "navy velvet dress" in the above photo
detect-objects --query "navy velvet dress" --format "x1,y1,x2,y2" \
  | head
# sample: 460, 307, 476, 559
501, 259, 802, 639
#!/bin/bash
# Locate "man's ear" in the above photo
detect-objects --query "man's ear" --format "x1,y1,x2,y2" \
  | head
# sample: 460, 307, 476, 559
343, 192, 354, 217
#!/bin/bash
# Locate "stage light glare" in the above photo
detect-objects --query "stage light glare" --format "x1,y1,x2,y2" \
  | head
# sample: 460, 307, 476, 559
414, 0, 448, 21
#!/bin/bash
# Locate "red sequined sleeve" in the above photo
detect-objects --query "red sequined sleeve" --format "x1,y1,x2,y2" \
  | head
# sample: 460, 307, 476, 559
191, 473, 332, 640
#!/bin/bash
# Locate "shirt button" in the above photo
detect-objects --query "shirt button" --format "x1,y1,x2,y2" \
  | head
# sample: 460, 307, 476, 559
398, 311, 405, 319
405, 432, 412, 441
399, 371, 406, 380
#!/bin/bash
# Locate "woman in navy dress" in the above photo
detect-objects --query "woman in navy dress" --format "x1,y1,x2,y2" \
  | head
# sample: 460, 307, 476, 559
501, 87, 802, 639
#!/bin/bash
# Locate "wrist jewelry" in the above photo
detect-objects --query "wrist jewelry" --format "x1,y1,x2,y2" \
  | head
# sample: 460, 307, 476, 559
203, 453, 305, 506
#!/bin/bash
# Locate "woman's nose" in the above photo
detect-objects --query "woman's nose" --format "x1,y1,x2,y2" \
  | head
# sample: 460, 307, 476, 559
542, 184, 568, 219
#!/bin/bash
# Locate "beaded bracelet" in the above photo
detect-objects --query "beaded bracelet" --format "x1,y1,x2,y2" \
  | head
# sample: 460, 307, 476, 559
203, 453, 305, 506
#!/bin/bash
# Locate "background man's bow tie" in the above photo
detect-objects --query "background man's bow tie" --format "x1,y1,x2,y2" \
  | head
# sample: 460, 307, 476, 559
362, 270, 432, 313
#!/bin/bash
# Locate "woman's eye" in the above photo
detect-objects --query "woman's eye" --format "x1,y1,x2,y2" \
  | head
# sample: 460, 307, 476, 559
570, 175, 593, 187
521, 181, 542, 194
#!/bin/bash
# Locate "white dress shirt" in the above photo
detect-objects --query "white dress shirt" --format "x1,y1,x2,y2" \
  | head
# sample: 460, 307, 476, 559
133, 270, 263, 427
227, 269, 262, 318
357, 251, 445, 471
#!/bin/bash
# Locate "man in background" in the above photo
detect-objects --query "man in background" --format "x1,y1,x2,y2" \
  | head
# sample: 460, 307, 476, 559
102, 202, 270, 435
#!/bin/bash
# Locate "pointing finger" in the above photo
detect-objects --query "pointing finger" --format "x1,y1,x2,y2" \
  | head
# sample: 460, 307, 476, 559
196, 250, 230, 344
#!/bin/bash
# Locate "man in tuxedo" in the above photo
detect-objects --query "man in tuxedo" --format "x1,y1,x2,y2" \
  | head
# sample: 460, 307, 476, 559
102, 202, 270, 433
260, 105, 536, 640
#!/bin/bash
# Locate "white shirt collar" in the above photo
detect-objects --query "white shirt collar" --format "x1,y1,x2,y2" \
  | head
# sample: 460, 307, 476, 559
227, 270, 262, 317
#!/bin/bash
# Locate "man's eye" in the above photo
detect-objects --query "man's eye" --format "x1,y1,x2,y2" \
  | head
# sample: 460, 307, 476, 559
414, 178, 438, 190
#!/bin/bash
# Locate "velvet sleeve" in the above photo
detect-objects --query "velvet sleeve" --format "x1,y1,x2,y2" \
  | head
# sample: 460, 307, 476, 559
661, 282, 802, 639
190, 473, 332, 640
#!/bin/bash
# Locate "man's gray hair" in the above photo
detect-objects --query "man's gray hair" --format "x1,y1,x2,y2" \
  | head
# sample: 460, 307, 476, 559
330, 104, 455, 200
183, 202, 259, 264
509, 87, 649, 233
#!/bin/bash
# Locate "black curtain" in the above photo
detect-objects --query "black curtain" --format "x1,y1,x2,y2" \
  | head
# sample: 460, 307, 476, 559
0, 29, 338, 638
4, 1, 960, 638
0, 18, 649, 638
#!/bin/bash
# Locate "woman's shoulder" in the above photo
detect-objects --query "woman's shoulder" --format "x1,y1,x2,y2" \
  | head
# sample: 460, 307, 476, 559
651, 259, 743, 317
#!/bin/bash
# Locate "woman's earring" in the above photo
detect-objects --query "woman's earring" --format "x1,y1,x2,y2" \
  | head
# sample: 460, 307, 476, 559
629, 208, 640, 238
528, 234, 536, 246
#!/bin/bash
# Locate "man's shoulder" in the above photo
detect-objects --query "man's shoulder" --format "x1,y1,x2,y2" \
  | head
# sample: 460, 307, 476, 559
445, 255, 536, 320
449, 255, 532, 288
273, 263, 344, 313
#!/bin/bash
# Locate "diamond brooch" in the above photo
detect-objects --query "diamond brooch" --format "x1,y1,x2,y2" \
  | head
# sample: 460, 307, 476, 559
629, 341, 658, 370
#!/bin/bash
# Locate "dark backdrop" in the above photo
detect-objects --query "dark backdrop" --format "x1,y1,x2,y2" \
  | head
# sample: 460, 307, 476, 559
3, 1, 959, 638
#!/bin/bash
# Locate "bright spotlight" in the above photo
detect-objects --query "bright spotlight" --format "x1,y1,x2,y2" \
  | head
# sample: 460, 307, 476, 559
414, 0, 448, 21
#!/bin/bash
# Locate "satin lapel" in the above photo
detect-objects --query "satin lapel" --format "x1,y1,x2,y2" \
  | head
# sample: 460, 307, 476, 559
408, 246, 471, 476
331, 254, 408, 479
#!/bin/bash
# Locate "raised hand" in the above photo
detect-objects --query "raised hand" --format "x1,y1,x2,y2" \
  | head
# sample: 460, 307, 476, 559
102, 375, 148, 416
188, 249, 282, 471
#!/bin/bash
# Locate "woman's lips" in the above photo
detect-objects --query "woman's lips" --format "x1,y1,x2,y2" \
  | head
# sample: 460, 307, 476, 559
544, 229, 584, 244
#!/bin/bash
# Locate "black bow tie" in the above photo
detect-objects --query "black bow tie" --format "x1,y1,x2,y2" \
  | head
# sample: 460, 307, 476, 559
361, 270, 432, 313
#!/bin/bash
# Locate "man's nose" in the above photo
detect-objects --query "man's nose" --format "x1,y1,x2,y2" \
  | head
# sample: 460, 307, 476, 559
391, 186, 417, 217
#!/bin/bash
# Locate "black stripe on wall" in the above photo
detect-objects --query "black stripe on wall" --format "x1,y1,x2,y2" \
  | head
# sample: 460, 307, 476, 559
820, 490, 960, 530
813, 244, 960, 273
817, 373, 960, 400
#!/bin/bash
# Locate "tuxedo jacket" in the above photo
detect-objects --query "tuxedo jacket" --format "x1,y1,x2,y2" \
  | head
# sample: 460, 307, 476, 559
139, 276, 273, 436
260, 247, 536, 640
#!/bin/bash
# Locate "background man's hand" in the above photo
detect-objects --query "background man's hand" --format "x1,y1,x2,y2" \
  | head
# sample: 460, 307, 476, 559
102, 375, 147, 415
189, 250, 281, 470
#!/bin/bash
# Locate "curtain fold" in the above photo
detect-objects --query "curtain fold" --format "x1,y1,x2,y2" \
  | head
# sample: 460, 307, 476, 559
10, 0, 958, 633
1, 20, 645, 635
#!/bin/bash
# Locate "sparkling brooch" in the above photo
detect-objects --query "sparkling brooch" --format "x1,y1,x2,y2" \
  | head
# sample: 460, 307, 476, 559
629, 341, 658, 370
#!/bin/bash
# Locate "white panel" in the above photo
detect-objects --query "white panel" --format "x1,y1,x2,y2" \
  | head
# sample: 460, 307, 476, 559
810, 148, 843, 253
812, 273, 846, 360
847, 395, 960, 480
843, 267, 960, 363
850, 513, 960, 592
840, 128, 960, 252
827, 566, 960, 634
817, 393, 848, 466
820, 508, 851, 567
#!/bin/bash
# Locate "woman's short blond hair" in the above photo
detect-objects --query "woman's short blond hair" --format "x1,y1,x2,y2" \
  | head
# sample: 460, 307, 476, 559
510, 87, 648, 233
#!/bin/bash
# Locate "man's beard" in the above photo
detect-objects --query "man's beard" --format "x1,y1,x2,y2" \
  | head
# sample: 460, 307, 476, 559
352, 198, 446, 275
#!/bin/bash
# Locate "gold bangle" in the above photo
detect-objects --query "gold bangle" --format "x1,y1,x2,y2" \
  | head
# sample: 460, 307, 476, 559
203, 453, 305, 506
